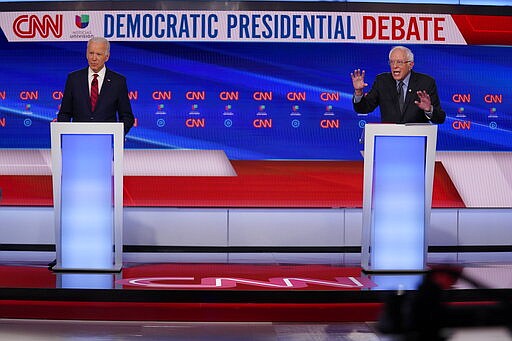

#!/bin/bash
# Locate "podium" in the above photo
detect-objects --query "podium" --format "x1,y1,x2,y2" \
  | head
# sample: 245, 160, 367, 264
50, 122, 124, 272
361, 123, 437, 272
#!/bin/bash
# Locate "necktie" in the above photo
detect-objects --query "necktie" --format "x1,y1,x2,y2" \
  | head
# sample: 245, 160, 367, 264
397, 80, 405, 112
90, 74, 99, 111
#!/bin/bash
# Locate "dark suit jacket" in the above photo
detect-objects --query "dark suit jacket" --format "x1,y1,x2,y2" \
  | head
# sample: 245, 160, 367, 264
353, 71, 445, 124
58, 67, 135, 135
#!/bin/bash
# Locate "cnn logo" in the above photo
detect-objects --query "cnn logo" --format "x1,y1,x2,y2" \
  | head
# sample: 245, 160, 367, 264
13, 14, 63, 38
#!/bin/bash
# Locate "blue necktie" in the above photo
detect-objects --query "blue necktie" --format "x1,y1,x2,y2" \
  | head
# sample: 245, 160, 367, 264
397, 81, 405, 112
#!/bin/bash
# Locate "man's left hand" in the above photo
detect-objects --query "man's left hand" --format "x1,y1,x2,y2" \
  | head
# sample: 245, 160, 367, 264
415, 90, 432, 111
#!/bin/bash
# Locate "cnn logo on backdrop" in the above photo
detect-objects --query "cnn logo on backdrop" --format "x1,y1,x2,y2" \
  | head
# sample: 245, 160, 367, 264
13, 14, 63, 38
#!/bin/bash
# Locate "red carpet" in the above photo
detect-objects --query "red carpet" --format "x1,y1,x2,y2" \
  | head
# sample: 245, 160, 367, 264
0, 263, 375, 290
0, 160, 464, 208
119, 263, 376, 290
0, 263, 499, 322
0, 263, 382, 322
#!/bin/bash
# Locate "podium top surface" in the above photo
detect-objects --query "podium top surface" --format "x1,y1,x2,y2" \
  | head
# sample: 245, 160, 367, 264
364, 123, 437, 137
51, 122, 124, 135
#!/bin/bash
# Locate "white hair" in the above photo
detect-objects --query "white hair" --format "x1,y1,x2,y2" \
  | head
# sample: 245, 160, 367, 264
389, 46, 414, 62
88, 37, 110, 55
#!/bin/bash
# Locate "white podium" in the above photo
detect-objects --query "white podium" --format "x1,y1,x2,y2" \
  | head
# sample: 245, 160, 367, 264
361, 123, 437, 272
50, 122, 124, 272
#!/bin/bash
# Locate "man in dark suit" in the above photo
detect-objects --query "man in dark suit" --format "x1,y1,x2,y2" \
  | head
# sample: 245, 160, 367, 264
50, 37, 134, 270
58, 37, 135, 135
351, 46, 445, 124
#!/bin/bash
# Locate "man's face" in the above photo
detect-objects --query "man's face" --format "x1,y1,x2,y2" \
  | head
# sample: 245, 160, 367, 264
389, 49, 414, 81
86, 41, 109, 73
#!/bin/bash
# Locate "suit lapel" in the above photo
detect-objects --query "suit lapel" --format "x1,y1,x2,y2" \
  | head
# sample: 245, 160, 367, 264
79, 69, 92, 112
387, 75, 402, 116
95, 68, 111, 111
404, 71, 417, 112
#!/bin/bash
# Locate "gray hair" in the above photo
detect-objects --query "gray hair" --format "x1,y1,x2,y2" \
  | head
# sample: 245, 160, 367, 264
88, 37, 110, 56
389, 46, 414, 62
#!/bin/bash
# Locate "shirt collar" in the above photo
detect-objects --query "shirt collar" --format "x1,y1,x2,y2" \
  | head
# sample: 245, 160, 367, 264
88, 67, 106, 79
398, 72, 412, 88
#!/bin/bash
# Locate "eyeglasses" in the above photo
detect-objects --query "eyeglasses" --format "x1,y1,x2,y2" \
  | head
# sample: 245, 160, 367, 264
389, 60, 411, 66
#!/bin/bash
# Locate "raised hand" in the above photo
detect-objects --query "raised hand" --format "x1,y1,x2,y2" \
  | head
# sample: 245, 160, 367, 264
415, 90, 432, 112
350, 69, 367, 96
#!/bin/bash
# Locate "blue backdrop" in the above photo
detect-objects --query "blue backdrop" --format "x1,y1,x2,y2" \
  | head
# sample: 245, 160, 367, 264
0, 35, 511, 159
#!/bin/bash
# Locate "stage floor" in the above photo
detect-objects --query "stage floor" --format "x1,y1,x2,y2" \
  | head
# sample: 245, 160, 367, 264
0, 254, 511, 324
0, 319, 387, 341
1, 319, 511, 341
0, 151, 510, 339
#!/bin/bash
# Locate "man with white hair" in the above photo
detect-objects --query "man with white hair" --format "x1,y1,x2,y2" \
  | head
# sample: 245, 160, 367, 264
351, 45, 445, 124
58, 37, 135, 135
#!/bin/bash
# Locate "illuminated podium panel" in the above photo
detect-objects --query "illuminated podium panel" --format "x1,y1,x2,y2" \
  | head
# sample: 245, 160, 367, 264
361, 124, 437, 272
51, 122, 124, 272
